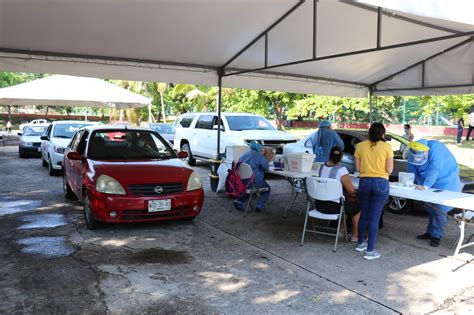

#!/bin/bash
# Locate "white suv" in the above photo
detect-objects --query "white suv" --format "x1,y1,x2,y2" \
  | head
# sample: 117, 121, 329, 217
41, 121, 99, 175
173, 112, 298, 165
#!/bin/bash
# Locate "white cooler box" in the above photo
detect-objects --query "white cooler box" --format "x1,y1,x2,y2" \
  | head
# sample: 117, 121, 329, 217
287, 153, 315, 172
225, 145, 249, 162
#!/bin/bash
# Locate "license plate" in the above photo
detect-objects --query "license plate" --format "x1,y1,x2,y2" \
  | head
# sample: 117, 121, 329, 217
148, 199, 171, 212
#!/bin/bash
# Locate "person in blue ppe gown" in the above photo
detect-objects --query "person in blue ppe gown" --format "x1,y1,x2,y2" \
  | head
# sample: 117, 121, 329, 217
407, 140, 461, 247
233, 141, 272, 212
311, 120, 344, 163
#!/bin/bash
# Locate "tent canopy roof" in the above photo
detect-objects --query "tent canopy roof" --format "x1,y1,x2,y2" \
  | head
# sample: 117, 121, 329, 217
0, 0, 472, 97
0, 75, 151, 109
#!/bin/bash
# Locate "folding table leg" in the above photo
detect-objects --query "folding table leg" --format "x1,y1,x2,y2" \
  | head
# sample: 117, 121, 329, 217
454, 220, 465, 256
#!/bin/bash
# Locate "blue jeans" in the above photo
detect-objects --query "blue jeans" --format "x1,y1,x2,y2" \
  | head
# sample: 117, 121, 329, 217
425, 203, 452, 239
457, 127, 463, 144
357, 177, 389, 252
235, 180, 271, 209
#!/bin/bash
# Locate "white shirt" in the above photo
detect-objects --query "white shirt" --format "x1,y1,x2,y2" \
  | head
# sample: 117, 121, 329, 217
469, 112, 474, 126
319, 164, 349, 203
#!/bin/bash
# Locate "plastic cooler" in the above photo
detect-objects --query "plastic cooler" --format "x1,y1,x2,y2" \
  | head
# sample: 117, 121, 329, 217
225, 145, 249, 162
287, 153, 315, 172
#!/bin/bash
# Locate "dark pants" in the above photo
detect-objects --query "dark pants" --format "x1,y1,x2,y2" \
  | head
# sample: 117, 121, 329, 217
467, 124, 474, 141
235, 180, 271, 209
457, 126, 463, 144
357, 177, 389, 252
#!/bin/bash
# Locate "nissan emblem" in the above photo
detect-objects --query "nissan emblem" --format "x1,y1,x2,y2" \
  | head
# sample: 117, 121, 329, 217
154, 186, 164, 194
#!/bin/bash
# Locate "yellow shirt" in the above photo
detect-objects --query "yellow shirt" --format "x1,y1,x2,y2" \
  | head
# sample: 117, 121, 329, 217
354, 140, 393, 179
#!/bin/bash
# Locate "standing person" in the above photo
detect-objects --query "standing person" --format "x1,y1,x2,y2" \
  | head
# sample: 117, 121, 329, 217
456, 115, 464, 145
407, 140, 460, 247
466, 109, 474, 141
400, 123, 414, 156
311, 120, 344, 163
6, 120, 12, 133
233, 141, 273, 212
317, 146, 361, 241
354, 123, 394, 260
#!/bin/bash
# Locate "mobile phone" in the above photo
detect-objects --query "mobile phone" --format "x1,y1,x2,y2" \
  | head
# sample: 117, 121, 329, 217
432, 189, 443, 193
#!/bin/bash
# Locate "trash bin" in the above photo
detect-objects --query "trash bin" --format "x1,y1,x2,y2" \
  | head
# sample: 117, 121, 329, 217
209, 173, 219, 192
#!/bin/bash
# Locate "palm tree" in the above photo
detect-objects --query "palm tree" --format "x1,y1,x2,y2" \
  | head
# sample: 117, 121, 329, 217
186, 89, 208, 112
157, 83, 167, 123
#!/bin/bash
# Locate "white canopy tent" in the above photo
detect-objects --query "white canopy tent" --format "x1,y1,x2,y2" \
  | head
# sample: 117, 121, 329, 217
0, 0, 472, 154
0, 75, 151, 109
0, 0, 472, 97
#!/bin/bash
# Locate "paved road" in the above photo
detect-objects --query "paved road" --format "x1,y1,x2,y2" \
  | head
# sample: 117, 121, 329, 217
0, 146, 472, 314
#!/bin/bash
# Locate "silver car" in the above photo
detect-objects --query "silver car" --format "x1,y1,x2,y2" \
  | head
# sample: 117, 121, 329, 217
284, 129, 474, 214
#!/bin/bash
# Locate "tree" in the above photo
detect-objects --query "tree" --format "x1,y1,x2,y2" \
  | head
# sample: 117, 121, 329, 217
157, 83, 167, 123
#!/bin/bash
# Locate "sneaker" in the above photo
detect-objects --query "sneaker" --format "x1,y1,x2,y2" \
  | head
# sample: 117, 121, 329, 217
364, 250, 381, 260
355, 242, 368, 252
430, 237, 440, 247
417, 233, 431, 240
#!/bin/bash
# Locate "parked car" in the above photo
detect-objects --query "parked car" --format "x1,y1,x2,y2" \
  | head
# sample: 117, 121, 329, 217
62, 125, 204, 229
41, 121, 99, 176
173, 112, 298, 165
284, 129, 474, 214
18, 124, 49, 158
147, 123, 176, 144
19, 119, 48, 131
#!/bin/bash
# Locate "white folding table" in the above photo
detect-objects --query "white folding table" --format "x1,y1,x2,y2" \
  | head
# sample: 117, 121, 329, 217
268, 169, 474, 256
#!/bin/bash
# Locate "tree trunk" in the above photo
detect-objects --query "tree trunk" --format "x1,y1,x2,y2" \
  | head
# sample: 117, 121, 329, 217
119, 109, 125, 121
45, 106, 49, 116
7, 105, 11, 121
160, 91, 167, 123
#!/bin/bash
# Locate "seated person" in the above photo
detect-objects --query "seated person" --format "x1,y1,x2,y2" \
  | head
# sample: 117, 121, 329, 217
316, 146, 360, 241
233, 141, 273, 212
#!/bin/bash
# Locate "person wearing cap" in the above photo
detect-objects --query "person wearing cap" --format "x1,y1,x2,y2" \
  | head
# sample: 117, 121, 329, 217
407, 140, 461, 247
233, 141, 273, 212
311, 120, 344, 163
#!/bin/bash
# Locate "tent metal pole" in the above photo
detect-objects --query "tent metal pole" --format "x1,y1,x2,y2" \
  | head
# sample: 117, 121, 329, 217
369, 89, 373, 124
376, 7, 382, 48
222, 0, 305, 68
371, 38, 472, 87
216, 68, 223, 159
223, 31, 474, 77
374, 83, 474, 93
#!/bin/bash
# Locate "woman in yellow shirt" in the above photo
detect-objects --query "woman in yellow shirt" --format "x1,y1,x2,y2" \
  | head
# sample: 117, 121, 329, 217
354, 123, 394, 260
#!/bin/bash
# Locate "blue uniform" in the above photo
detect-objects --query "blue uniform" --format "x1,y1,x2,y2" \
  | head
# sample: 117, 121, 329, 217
311, 128, 344, 162
408, 139, 461, 238
235, 150, 271, 209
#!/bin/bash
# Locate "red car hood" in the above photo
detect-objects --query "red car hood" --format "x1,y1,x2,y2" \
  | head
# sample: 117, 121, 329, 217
89, 159, 193, 185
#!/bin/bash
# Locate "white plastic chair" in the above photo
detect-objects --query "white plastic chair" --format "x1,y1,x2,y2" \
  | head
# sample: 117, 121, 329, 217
237, 163, 269, 217
300, 177, 348, 252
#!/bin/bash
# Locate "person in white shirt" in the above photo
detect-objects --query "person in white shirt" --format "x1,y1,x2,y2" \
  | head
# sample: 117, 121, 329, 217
466, 109, 474, 141
316, 146, 360, 242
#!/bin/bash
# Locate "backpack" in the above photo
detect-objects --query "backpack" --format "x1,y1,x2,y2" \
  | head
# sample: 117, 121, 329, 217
225, 161, 253, 199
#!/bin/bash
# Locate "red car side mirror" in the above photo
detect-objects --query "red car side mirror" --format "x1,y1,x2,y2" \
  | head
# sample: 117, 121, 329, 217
67, 151, 83, 161
177, 151, 188, 159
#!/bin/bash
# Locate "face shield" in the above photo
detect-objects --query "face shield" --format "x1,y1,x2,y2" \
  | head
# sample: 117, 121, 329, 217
407, 141, 429, 165
408, 149, 428, 165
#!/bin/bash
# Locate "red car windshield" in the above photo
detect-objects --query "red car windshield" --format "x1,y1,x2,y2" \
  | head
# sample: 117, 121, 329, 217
88, 130, 175, 160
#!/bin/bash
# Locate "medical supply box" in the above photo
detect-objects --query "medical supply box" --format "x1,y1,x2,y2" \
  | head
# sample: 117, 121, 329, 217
287, 153, 315, 172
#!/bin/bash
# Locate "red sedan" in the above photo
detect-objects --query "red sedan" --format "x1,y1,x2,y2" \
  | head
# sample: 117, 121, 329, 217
62, 126, 204, 229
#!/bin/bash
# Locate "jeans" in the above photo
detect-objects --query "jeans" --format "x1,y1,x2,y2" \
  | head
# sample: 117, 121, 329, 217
357, 177, 389, 252
424, 203, 452, 239
457, 126, 463, 144
235, 180, 271, 209
467, 124, 474, 141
